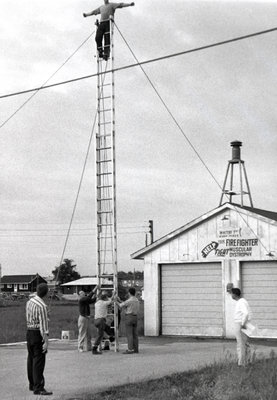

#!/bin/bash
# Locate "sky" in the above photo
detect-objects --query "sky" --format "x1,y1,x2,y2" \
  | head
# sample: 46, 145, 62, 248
1, 0, 277, 278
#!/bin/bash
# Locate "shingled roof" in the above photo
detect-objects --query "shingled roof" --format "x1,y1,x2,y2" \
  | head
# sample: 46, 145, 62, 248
233, 203, 277, 222
1, 274, 45, 284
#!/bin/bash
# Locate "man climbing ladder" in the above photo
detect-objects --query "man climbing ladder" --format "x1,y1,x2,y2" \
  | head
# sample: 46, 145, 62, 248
83, 0, 135, 60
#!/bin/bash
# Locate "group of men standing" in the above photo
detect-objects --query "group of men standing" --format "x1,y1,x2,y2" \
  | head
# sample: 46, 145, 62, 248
26, 283, 140, 396
77, 285, 139, 355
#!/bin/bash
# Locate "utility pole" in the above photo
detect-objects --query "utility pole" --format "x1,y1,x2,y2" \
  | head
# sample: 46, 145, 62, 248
149, 219, 154, 244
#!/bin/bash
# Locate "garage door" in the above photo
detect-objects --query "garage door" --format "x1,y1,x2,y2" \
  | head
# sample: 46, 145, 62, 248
161, 263, 223, 336
242, 261, 277, 333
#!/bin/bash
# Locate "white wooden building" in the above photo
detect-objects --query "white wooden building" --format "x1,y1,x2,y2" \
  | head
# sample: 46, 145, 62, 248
131, 202, 277, 339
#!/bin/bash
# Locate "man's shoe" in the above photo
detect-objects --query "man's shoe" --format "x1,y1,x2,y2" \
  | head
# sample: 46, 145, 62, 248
33, 389, 53, 395
123, 350, 134, 354
92, 348, 102, 355
103, 339, 110, 350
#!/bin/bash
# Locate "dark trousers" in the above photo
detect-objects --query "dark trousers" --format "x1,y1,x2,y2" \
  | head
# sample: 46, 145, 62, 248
94, 318, 114, 348
26, 330, 46, 392
125, 314, 138, 352
95, 21, 110, 57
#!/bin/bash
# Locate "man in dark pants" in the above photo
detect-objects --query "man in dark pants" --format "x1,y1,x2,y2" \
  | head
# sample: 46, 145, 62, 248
117, 287, 140, 354
26, 283, 52, 396
83, 0, 135, 60
78, 285, 98, 352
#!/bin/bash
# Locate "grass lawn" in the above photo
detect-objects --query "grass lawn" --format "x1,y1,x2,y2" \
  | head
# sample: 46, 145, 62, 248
82, 355, 277, 400
0, 298, 144, 344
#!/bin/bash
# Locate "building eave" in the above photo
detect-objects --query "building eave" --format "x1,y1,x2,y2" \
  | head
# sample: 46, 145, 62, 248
131, 202, 277, 260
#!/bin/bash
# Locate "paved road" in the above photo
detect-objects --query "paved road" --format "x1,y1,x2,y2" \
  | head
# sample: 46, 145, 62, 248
0, 337, 275, 400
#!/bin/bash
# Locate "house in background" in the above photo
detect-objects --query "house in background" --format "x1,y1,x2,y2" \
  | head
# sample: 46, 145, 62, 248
1, 274, 47, 294
61, 276, 113, 299
61, 277, 98, 295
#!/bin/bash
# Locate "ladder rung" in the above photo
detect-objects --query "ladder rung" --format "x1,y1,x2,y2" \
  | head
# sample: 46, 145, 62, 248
97, 146, 112, 151
96, 159, 112, 164
99, 121, 112, 126
97, 173, 112, 177
98, 185, 112, 188
100, 109, 112, 113
98, 83, 111, 88
97, 197, 113, 201
97, 211, 113, 214
99, 249, 113, 252
96, 134, 112, 138
98, 236, 113, 239
98, 223, 113, 226
99, 262, 113, 265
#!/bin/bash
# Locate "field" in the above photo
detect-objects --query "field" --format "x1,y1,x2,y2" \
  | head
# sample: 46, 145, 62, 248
0, 298, 144, 344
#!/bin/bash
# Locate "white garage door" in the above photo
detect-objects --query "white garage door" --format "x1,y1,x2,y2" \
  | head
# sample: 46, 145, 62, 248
242, 261, 277, 333
161, 263, 223, 336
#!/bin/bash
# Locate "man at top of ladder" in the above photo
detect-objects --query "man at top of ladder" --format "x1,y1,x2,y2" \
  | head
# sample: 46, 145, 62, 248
83, 1, 135, 61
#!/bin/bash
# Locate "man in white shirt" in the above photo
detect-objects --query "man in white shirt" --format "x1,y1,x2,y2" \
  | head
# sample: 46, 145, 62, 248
231, 288, 252, 366
92, 290, 115, 354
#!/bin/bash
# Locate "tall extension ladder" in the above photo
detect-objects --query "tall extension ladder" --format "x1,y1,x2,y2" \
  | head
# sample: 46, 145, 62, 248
95, 18, 119, 351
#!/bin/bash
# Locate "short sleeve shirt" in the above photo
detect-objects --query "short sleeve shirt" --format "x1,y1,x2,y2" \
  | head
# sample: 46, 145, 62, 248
121, 296, 139, 315
95, 299, 112, 319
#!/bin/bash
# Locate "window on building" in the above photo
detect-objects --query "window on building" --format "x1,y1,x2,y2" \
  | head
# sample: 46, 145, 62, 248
7, 284, 13, 289
19, 284, 28, 290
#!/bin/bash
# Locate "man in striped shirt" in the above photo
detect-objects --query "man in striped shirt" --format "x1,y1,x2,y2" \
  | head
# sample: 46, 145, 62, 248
26, 283, 52, 396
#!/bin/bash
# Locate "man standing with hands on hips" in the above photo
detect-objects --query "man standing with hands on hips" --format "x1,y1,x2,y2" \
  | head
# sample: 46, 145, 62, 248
26, 283, 52, 396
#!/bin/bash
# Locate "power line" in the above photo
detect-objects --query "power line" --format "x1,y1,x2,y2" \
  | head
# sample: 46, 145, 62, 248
115, 23, 275, 260
0, 231, 147, 238
1, 26, 277, 100
0, 225, 148, 232
0, 31, 94, 129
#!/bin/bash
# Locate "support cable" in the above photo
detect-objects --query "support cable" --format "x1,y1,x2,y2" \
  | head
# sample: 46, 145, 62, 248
114, 22, 276, 260
0, 31, 95, 129
1, 26, 277, 100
